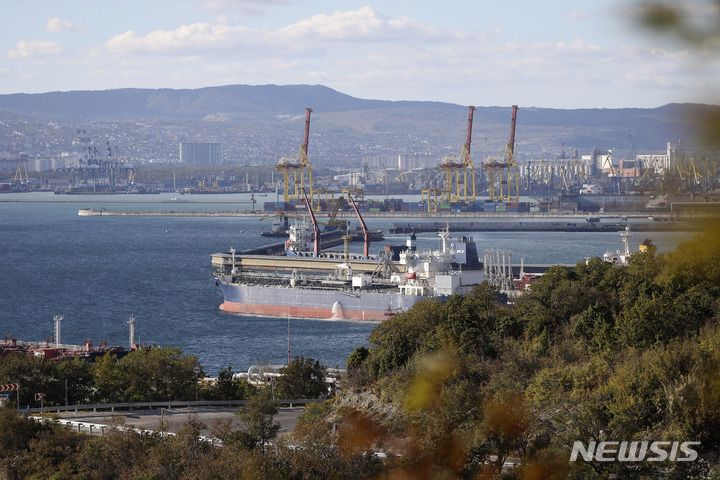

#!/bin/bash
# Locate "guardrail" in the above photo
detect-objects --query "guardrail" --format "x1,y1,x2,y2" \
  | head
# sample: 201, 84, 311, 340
29, 416, 223, 446
26, 399, 322, 414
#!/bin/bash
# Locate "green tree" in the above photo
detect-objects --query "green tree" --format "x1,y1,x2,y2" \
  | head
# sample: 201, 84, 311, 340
91, 352, 127, 403
0, 409, 46, 477
92, 347, 198, 402
435, 282, 501, 357
364, 298, 446, 379
347, 346, 371, 387
571, 301, 617, 352
238, 388, 281, 454
0, 353, 60, 407
275, 356, 326, 399
57, 356, 94, 405
347, 346, 369, 371
118, 346, 197, 402
208, 365, 256, 400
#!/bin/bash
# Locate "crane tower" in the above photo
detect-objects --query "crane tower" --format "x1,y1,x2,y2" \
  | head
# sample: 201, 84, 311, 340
276, 108, 314, 206
483, 105, 520, 202
437, 106, 477, 203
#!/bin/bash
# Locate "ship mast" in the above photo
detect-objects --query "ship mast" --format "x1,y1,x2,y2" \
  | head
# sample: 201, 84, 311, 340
53, 315, 63, 347
128, 312, 136, 349
621, 226, 631, 257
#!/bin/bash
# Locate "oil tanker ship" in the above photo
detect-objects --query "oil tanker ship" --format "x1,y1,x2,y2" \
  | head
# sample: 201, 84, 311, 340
211, 192, 486, 321
211, 230, 485, 321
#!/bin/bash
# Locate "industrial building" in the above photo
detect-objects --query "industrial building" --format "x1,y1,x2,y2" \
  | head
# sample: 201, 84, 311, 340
179, 142, 223, 166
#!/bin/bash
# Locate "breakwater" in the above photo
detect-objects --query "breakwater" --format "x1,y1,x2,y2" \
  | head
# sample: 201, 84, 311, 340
389, 220, 698, 233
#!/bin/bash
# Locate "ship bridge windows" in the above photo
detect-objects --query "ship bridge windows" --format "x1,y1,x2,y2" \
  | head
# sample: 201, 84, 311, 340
400, 284, 426, 296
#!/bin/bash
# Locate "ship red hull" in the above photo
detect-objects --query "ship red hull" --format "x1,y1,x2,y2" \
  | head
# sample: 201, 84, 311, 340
219, 301, 387, 321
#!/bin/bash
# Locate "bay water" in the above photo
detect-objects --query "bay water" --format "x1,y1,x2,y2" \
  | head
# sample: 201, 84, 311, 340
0, 192, 693, 375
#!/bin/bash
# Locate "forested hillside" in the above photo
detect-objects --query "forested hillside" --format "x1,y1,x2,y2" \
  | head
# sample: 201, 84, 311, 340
340, 221, 720, 478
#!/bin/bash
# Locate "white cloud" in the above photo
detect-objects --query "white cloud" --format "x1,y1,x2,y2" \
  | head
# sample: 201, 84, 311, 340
7, 40, 66, 59
272, 7, 450, 43
569, 11, 587, 19
7, 5, 706, 107
106, 7, 462, 57
45, 18, 84, 34
176, 0, 296, 15
106, 23, 255, 55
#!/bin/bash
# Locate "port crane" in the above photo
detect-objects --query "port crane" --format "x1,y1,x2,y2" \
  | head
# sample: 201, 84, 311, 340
12, 161, 30, 190
438, 106, 476, 203
276, 108, 314, 207
483, 105, 520, 202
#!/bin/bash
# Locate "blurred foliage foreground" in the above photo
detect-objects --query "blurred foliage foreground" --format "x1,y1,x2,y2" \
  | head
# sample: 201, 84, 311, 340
337, 220, 720, 479
2, 223, 720, 479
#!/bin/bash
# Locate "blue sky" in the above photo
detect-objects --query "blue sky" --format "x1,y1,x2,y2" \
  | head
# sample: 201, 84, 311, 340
2, 0, 718, 108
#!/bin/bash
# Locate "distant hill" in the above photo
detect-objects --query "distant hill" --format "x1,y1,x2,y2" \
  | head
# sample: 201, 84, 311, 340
0, 84, 716, 155
0, 85, 392, 120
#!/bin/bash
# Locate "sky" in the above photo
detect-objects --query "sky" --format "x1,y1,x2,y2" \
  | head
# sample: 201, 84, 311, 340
2, 0, 719, 109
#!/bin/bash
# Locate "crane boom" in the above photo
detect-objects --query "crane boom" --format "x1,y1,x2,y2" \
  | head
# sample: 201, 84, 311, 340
347, 194, 370, 258
464, 106, 475, 159
508, 105, 518, 156
301, 108, 312, 162
302, 188, 320, 257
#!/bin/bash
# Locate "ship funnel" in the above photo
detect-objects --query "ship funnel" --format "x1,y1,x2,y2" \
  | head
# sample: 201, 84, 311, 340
331, 301, 344, 320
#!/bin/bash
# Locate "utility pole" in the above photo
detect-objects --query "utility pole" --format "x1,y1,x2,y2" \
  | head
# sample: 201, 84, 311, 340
194, 366, 200, 401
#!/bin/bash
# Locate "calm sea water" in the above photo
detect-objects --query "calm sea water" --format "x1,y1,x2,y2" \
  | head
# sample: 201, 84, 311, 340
0, 192, 694, 375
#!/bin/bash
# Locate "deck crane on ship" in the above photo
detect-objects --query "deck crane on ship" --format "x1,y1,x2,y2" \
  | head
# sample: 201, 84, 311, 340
347, 194, 371, 258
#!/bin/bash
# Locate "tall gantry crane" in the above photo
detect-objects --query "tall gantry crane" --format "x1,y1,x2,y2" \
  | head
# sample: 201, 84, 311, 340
483, 105, 520, 202
276, 108, 314, 206
437, 106, 476, 203
13, 160, 29, 188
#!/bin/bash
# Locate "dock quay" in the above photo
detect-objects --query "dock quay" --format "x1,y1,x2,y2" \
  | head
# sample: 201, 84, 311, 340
78, 208, 253, 217
238, 230, 349, 256
78, 208, 704, 232
389, 220, 699, 234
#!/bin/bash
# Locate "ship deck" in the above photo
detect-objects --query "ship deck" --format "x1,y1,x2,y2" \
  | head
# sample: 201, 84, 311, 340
211, 252, 400, 275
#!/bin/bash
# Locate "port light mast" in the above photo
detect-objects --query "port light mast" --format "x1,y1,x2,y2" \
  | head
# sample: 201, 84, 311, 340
438, 106, 477, 203
483, 105, 519, 202
276, 108, 314, 207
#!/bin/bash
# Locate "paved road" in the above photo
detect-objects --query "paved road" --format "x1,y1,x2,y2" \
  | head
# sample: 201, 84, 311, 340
57, 406, 304, 435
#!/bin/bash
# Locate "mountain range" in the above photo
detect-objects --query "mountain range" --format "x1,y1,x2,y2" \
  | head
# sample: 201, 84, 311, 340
0, 84, 716, 158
